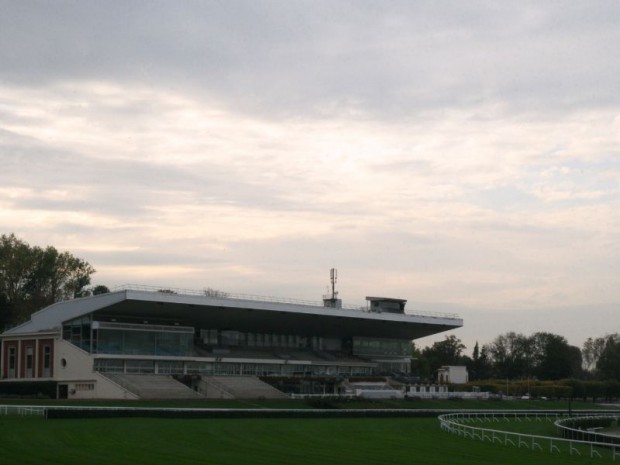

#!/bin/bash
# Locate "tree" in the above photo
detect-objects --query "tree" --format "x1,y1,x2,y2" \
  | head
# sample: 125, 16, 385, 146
421, 335, 467, 376
485, 331, 582, 380
0, 233, 37, 324
469, 341, 492, 381
582, 336, 608, 372
91, 285, 110, 295
484, 332, 533, 379
0, 292, 11, 333
530, 332, 582, 380
0, 233, 96, 329
157, 289, 177, 294
25, 245, 95, 304
203, 288, 229, 298
597, 335, 620, 381
410, 342, 431, 379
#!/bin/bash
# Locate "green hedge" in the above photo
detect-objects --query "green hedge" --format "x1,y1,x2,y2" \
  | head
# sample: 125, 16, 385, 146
464, 379, 620, 401
45, 408, 442, 420
0, 381, 57, 398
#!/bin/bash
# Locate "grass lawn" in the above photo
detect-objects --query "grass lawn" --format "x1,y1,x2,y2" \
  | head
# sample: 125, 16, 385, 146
0, 416, 615, 465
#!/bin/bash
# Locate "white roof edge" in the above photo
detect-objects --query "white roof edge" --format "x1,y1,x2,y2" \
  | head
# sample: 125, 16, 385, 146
124, 289, 463, 325
2, 289, 462, 337
1, 329, 60, 338
2, 291, 129, 336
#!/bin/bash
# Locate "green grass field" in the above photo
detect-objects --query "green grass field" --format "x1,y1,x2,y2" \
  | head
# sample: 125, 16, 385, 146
0, 398, 615, 464
0, 415, 615, 465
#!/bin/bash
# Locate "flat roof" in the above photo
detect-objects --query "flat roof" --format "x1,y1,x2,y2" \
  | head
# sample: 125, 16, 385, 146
2, 288, 463, 341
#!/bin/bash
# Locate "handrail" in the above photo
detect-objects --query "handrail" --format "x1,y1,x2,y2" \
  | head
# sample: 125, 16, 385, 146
112, 284, 462, 319
555, 414, 620, 445
439, 410, 620, 460
0, 405, 46, 416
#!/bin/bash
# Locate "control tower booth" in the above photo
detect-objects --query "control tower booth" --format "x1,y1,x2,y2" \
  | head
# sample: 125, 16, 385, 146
366, 297, 407, 314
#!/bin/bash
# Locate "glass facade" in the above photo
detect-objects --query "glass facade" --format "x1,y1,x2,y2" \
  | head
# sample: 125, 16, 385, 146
63, 319, 194, 356
200, 329, 317, 350
158, 361, 184, 375
352, 337, 411, 357
62, 316, 93, 351
125, 360, 155, 374
93, 359, 124, 373
63, 317, 410, 378
94, 322, 193, 356
94, 358, 374, 377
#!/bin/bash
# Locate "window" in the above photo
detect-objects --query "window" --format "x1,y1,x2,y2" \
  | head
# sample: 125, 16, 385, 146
93, 359, 123, 373
352, 337, 411, 357
25, 346, 34, 378
74, 383, 94, 391
62, 315, 92, 351
95, 323, 193, 356
157, 361, 183, 375
126, 360, 154, 374
8, 347, 16, 378
43, 346, 52, 377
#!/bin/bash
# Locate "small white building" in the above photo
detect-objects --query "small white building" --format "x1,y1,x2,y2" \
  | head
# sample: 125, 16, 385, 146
437, 365, 468, 384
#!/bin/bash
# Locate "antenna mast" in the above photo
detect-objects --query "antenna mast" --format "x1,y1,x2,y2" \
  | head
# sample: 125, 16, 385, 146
330, 268, 338, 300
323, 268, 342, 309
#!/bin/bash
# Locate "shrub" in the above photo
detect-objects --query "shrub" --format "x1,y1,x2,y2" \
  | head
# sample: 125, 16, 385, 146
0, 381, 57, 398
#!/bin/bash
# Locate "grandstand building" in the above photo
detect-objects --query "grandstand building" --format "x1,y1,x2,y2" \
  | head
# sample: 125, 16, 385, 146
0, 286, 462, 399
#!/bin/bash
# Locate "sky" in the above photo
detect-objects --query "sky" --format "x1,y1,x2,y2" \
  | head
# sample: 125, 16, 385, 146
1, 1, 619, 353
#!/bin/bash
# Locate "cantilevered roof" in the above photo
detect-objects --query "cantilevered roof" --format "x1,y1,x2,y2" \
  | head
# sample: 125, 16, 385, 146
2, 289, 463, 340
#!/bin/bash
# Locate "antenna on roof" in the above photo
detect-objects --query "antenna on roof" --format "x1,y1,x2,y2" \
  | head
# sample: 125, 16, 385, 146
330, 268, 338, 300
323, 268, 342, 309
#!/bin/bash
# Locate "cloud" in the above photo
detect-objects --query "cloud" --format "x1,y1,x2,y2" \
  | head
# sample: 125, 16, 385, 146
2, 2, 619, 119
1, 2, 619, 347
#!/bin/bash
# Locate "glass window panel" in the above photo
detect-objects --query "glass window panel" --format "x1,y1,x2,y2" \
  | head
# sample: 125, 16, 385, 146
352, 337, 411, 357
126, 360, 154, 374
8, 347, 16, 369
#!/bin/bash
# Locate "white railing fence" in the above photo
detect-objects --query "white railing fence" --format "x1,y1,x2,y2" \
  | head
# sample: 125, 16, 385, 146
439, 410, 620, 461
0, 405, 46, 416
555, 414, 620, 445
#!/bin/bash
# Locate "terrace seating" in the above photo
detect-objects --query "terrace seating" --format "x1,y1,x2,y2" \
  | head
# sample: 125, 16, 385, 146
200, 376, 289, 399
104, 374, 203, 400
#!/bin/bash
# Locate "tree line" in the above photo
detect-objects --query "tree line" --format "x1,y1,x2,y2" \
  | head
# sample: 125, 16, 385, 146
414, 332, 620, 383
0, 233, 105, 331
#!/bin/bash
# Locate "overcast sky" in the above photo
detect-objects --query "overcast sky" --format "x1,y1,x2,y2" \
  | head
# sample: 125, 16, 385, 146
1, 1, 619, 352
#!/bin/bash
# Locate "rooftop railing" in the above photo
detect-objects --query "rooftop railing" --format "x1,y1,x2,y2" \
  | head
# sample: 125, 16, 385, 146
112, 284, 461, 320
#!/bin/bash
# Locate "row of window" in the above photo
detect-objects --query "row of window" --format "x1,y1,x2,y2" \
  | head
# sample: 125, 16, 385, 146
93, 359, 375, 377
352, 337, 412, 357
5, 344, 52, 379
200, 330, 332, 350
74, 383, 95, 391
63, 316, 195, 356
95, 329, 193, 356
